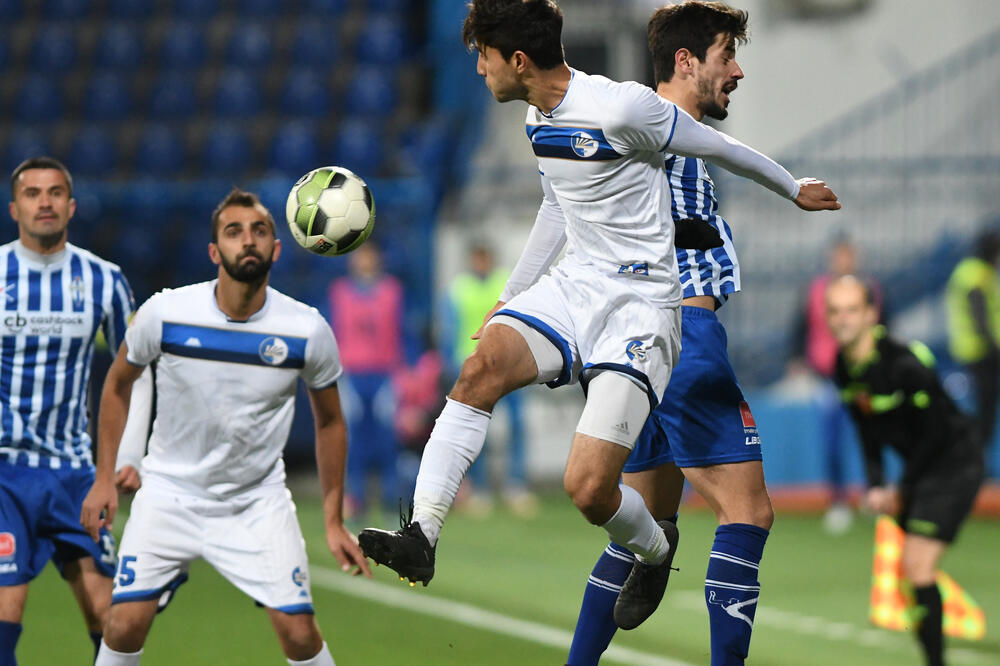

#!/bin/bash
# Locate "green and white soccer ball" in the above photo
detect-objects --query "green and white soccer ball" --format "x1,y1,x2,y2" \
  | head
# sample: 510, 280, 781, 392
285, 166, 375, 256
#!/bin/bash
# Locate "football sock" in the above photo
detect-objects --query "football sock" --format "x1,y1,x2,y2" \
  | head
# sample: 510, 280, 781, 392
90, 631, 102, 661
94, 641, 141, 666
287, 642, 335, 666
600, 485, 669, 564
705, 523, 768, 666
914, 584, 944, 666
0, 621, 21, 666
567, 515, 679, 666
413, 398, 491, 545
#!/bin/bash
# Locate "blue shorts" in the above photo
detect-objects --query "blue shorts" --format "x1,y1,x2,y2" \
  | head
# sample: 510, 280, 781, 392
625, 306, 762, 471
0, 462, 117, 585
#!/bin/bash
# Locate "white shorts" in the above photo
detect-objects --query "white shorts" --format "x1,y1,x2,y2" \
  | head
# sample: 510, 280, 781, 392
491, 264, 682, 406
111, 483, 314, 614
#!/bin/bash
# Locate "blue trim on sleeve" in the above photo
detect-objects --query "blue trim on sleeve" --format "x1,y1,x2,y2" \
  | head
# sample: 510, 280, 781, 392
580, 362, 658, 411
492, 309, 573, 388
660, 107, 680, 152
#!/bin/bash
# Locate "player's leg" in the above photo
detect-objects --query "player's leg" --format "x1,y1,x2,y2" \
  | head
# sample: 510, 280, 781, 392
96, 600, 158, 665
266, 610, 333, 665
0, 585, 28, 666
567, 459, 683, 666
901, 535, 947, 666
62, 557, 112, 658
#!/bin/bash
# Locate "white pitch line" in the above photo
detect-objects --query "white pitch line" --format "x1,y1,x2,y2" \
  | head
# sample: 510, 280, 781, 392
311, 565, 694, 666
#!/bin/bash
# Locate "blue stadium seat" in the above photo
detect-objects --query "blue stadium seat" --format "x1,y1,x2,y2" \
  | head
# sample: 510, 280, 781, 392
148, 71, 198, 118
134, 125, 186, 175
160, 22, 208, 69
0, 0, 21, 21
107, 0, 154, 17
0, 38, 7, 73
344, 66, 397, 117
31, 25, 77, 73
96, 23, 144, 69
83, 73, 132, 121
226, 24, 273, 68
290, 21, 339, 67
303, 0, 347, 14
202, 125, 251, 173
16, 76, 63, 123
172, 0, 218, 17
2, 130, 51, 174
68, 127, 118, 177
43, 0, 90, 19
356, 14, 407, 65
366, 0, 407, 11
268, 122, 319, 175
332, 117, 383, 178
237, 0, 282, 17
398, 118, 449, 175
280, 69, 331, 117
214, 69, 262, 117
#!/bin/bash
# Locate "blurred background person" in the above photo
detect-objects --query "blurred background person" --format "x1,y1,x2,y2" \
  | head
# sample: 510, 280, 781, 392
946, 229, 1000, 457
444, 241, 536, 516
328, 242, 405, 520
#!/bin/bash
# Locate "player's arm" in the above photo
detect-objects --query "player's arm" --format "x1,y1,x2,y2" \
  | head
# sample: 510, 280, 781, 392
114, 364, 154, 493
895, 347, 953, 489
80, 343, 145, 540
472, 172, 567, 340
308, 383, 372, 578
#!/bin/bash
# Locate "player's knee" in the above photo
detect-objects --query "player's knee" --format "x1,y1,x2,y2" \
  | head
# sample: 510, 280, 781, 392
452, 351, 508, 409
276, 617, 323, 660
901, 550, 936, 586
752, 499, 775, 531
103, 607, 151, 652
563, 471, 614, 525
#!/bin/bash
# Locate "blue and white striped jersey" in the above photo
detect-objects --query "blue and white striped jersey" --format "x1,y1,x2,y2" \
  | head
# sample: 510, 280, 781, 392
666, 155, 740, 306
0, 241, 134, 468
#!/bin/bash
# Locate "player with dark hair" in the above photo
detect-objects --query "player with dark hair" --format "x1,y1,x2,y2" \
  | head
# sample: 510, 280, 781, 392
82, 188, 370, 666
568, 3, 794, 664
827, 275, 983, 666
0, 157, 138, 663
360, 0, 837, 634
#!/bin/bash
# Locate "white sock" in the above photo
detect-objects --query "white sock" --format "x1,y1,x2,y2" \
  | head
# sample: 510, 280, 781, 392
412, 398, 492, 545
287, 641, 335, 665
95, 640, 142, 666
600, 484, 669, 564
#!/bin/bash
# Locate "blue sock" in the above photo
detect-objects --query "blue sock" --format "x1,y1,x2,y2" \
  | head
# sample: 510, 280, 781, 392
705, 523, 768, 666
90, 631, 102, 662
0, 620, 21, 666
567, 514, 678, 666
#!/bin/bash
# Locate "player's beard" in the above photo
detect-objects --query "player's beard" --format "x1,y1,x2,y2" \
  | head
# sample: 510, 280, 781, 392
697, 77, 729, 121
220, 250, 272, 283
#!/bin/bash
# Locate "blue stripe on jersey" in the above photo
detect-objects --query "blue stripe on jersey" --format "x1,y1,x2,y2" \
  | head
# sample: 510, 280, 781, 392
1, 253, 18, 441
526, 125, 621, 161
27, 270, 41, 311
49, 269, 62, 311
161, 322, 307, 369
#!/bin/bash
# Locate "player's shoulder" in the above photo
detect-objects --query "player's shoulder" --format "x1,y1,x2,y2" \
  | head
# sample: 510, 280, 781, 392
264, 286, 328, 329
65, 242, 127, 276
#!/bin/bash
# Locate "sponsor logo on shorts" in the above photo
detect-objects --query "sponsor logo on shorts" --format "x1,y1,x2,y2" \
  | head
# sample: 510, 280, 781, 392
739, 402, 760, 446
259, 336, 289, 365
571, 131, 598, 158
625, 340, 647, 362
292, 566, 307, 587
0, 563, 17, 573
0, 533, 15, 560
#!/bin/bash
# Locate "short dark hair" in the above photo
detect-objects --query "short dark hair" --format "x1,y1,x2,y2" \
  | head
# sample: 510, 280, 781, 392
648, 1, 749, 84
211, 188, 275, 242
10, 156, 74, 198
462, 0, 565, 70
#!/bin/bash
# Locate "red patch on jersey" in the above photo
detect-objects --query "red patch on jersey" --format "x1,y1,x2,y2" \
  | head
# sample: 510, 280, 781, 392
0, 533, 15, 558
739, 402, 757, 429
856, 393, 872, 415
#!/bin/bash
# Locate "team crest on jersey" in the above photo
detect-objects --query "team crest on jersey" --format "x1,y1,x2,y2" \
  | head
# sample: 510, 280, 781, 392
69, 275, 86, 306
571, 131, 598, 158
625, 340, 647, 362
259, 336, 289, 365
291, 566, 307, 587
0, 533, 15, 560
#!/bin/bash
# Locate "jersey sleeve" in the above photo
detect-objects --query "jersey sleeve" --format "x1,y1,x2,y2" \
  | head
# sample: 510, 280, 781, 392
103, 269, 136, 355
124, 293, 164, 367
500, 172, 567, 301
302, 313, 343, 390
894, 347, 951, 487
602, 81, 679, 154
665, 106, 800, 200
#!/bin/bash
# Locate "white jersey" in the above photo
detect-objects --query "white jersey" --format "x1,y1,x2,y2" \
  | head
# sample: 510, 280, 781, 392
526, 69, 682, 306
125, 281, 342, 499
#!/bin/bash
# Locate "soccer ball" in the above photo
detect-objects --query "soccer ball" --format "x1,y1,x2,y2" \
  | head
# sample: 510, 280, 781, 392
285, 166, 375, 256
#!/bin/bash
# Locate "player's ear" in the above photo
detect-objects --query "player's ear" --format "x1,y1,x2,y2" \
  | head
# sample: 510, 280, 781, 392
675, 48, 694, 76
208, 242, 221, 266
67, 196, 76, 220
271, 237, 281, 263
8, 201, 15, 223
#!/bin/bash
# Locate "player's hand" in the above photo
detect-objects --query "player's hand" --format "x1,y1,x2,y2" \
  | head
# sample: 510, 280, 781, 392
327, 525, 373, 578
793, 178, 841, 211
471, 300, 505, 341
80, 478, 118, 542
115, 465, 142, 494
864, 486, 898, 515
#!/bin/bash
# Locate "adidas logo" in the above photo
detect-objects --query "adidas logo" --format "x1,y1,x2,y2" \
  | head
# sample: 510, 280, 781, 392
613, 421, 629, 434
184, 337, 202, 347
